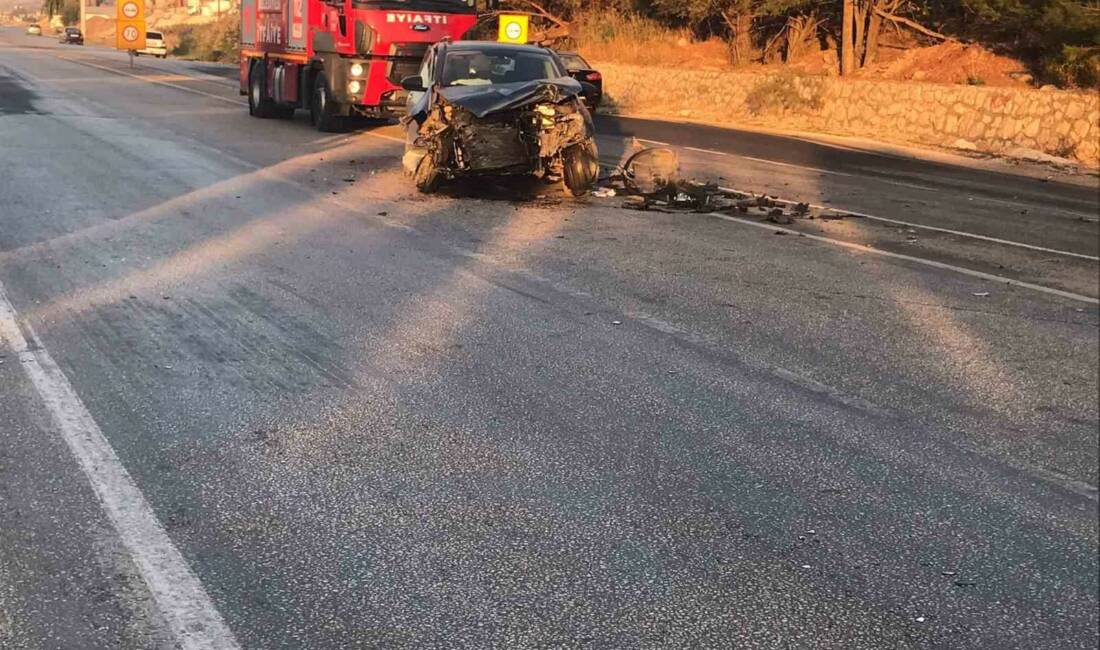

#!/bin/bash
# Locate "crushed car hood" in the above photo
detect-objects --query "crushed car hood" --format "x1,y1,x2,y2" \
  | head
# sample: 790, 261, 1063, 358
436, 77, 585, 118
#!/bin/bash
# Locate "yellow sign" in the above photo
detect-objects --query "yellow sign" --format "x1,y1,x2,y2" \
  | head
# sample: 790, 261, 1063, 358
117, 20, 146, 51
497, 14, 529, 44
117, 1, 146, 51
119, 0, 144, 21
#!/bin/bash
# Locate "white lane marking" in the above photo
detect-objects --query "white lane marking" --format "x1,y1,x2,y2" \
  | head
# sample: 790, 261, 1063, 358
716, 184, 1100, 262
737, 154, 856, 178
0, 283, 241, 650
56, 55, 248, 106
364, 130, 407, 145
681, 146, 1098, 217
685, 146, 729, 157
49, 53, 418, 149
705, 212, 1099, 305
637, 137, 671, 147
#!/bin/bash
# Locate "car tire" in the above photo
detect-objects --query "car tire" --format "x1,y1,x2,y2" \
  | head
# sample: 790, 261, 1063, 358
310, 74, 345, 133
413, 154, 442, 194
562, 139, 600, 197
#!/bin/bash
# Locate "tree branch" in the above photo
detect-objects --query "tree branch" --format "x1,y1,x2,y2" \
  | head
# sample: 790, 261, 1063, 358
501, 0, 569, 29
874, 9, 958, 43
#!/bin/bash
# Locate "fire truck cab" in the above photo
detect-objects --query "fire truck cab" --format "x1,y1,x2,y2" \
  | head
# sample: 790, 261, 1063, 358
240, 0, 483, 131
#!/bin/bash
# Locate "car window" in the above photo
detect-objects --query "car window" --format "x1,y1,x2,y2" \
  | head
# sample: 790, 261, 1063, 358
441, 51, 560, 87
419, 50, 432, 87
146, 32, 162, 39
559, 54, 589, 70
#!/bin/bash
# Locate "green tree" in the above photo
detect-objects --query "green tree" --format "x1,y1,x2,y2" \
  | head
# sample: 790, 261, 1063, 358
648, 0, 814, 62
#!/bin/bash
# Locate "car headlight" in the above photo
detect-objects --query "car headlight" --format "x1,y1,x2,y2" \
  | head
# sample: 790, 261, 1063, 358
350, 63, 365, 78
348, 80, 362, 94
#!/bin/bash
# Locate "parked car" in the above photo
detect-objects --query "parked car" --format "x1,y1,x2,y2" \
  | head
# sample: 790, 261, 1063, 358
402, 41, 600, 197
25, 24, 42, 36
136, 31, 167, 58
556, 52, 603, 108
58, 27, 83, 45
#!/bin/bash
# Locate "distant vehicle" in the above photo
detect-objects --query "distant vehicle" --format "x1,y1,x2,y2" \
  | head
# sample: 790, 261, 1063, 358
402, 41, 600, 197
25, 24, 42, 36
556, 52, 603, 108
136, 31, 167, 58
58, 27, 83, 45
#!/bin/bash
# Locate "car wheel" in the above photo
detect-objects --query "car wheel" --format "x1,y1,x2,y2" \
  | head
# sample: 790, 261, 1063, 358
310, 73, 345, 133
413, 153, 442, 194
562, 139, 600, 197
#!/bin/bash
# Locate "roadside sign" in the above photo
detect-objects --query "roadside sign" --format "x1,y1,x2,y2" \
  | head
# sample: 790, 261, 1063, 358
117, 20, 146, 51
119, 0, 144, 21
116, 0, 146, 52
497, 14, 529, 44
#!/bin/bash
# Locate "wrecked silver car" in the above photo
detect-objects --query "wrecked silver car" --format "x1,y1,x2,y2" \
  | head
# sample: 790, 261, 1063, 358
400, 42, 600, 196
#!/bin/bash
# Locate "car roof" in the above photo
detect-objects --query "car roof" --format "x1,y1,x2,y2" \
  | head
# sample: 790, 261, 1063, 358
440, 41, 555, 56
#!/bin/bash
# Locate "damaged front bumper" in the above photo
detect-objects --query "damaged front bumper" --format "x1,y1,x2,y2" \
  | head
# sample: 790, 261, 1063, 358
404, 78, 599, 195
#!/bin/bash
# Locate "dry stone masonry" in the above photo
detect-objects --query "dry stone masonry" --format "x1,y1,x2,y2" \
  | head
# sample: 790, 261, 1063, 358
597, 63, 1099, 165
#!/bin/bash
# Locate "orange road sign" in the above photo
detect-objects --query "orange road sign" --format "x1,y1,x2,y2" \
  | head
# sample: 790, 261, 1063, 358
117, 20, 146, 51
117, 1, 146, 51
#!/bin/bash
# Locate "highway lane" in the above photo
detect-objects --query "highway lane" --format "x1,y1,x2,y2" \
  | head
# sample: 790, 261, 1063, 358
24, 32, 1097, 259
1, 28, 1098, 649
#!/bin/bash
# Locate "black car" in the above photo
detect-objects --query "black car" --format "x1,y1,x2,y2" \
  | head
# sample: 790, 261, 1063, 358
401, 41, 600, 196
556, 52, 602, 108
59, 27, 83, 45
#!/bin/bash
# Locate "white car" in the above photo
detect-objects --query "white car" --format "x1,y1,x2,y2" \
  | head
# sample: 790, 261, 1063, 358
25, 24, 42, 36
136, 31, 167, 58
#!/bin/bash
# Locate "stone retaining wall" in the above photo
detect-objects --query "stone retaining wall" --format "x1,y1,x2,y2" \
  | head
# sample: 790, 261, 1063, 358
595, 62, 1100, 165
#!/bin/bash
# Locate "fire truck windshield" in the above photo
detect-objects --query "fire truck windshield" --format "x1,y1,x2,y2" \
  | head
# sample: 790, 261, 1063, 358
352, 0, 477, 13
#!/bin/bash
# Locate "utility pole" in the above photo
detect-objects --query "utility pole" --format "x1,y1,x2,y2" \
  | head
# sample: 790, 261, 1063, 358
841, 0, 855, 76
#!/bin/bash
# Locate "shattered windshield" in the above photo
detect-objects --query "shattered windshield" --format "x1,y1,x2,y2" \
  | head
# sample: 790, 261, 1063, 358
441, 51, 561, 87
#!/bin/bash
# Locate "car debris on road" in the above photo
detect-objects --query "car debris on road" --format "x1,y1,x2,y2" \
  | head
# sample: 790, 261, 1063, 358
599, 146, 855, 223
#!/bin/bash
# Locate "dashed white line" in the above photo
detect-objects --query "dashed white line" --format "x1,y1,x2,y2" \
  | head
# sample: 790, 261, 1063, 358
55, 55, 248, 106
0, 282, 241, 650
685, 146, 729, 157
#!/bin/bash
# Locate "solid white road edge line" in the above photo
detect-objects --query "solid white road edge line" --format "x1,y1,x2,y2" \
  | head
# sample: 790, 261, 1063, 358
0, 282, 241, 650
706, 212, 1100, 305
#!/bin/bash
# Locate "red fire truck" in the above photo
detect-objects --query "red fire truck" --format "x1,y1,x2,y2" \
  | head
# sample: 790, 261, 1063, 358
240, 0, 485, 131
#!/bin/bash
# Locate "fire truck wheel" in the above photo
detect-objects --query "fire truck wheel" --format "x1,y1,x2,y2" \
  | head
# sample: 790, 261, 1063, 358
310, 74, 345, 133
248, 60, 287, 119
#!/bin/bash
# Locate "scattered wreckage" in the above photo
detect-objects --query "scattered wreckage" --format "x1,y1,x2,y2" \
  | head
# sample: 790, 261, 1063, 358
605, 146, 853, 223
402, 42, 600, 197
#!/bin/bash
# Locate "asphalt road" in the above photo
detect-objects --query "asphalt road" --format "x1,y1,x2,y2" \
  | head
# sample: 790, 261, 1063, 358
1, 29, 1098, 649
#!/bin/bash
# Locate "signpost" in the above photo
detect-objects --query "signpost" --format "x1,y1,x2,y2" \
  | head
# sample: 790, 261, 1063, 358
497, 14, 528, 44
116, 0, 145, 65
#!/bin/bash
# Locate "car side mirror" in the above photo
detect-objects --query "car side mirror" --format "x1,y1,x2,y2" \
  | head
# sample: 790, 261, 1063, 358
401, 76, 425, 92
